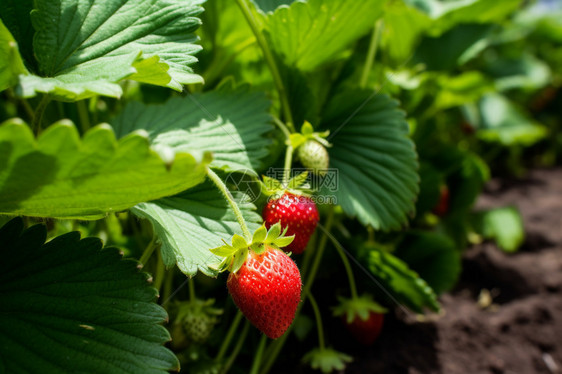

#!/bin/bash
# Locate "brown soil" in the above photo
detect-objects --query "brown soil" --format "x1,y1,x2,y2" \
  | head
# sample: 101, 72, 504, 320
346, 168, 562, 374
273, 168, 562, 374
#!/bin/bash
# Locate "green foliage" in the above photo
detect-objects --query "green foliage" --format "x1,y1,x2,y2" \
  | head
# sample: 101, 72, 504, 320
302, 348, 353, 374
112, 84, 273, 172
0, 0, 35, 72
472, 206, 525, 252
0, 20, 27, 92
265, 0, 384, 71
359, 243, 439, 313
10, 0, 205, 101
132, 180, 262, 277
322, 91, 419, 230
0, 217, 179, 373
396, 231, 461, 295
0, 119, 210, 219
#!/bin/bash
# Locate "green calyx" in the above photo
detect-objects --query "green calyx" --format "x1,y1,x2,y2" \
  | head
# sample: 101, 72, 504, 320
289, 121, 331, 150
332, 294, 388, 324
210, 222, 295, 273
261, 171, 312, 199
302, 347, 353, 374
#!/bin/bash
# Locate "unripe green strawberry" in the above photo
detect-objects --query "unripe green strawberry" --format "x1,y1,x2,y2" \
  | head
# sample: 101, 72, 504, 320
183, 312, 216, 344
262, 192, 319, 254
227, 245, 302, 339
297, 139, 329, 175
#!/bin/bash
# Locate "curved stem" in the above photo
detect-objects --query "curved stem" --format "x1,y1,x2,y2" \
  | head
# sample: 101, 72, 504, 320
235, 0, 295, 132
260, 206, 335, 374
326, 229, 358, 299
162, 267, 174, 304
216, 310, 244, 360
153, 250, 165, 293
272, 117, 292, 140
307, 293, 325, 350
139, 235, 158, 266
282, 144, 294, 187
360, 19, 383, 89
207, 167, 252, 241
250, 335, 268, 374
77, 99, 91, 134
221, 320, 250, 374
188, 277, 196, 302
33, 95, 51, 134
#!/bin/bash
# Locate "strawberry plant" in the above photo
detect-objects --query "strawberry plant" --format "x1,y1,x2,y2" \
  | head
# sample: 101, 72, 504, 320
1, 0, 561, 373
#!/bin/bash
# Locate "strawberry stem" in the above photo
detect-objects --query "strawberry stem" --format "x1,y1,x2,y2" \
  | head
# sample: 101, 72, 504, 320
188, 278, 196, 302
235, 0, 296, 133
221, 320, 250, 374
319, 226, 359, 299
360, 19, 383, 89
206, 167, 252, 241
308, 293, 326, 350
282, 144, 294, 187
139, 234, 158, 266
250, 335, 268, 374
216, 310, 244, 360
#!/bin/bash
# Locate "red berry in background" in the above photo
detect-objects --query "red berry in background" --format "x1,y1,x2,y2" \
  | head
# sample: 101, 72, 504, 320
343, 311, 384, 346
432, 185, 450, 217
227, 245, 302, 339
262, 192, 319, 254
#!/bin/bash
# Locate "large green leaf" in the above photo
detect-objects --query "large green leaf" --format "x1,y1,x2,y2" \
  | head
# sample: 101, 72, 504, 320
358, 243, 439, 313
132, 180, 262, 277
265, 0, 384, 71
321, 91, 419, 231
0, 20, 27, 92
0, 217, 179, 373
0, 0, 35, 72
252, 0, 298, 13
15, 0, 204, 101
396, 231, 461, 295
0, 120, 210, 219
485, 53, 552, 92
472, 206, 524, 252
112, 85, 273, 173
475, 93, 548, 146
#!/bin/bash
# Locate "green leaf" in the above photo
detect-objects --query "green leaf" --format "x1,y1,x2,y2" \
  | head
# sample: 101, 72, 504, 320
252, 0, 297, 13
0, 120, 210, 219
485, 53, 552, 92
16, 0, 205, 101
0, 218, 179, 373
0, 20, 27, 92
434, 71, 494, 111
112, 85, 273, 172
0, 0, 36, 72
359, 243, 439, 313
472, 206, 524, 252
476, 93, 548, 146
396, 231, 461, 295
265, 0, 384, 71
413, 23, 492, 71
302, 348, 353, 374
321, 91, 419, 231
131, 180, 262, 277
381, 1, 431, 65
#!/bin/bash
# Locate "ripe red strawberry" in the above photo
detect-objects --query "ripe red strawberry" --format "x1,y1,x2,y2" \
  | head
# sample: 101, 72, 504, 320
333, 294, 387, 346
432, 185, 450, 217
343, 311, 384, 346
262, 192, 319, 254
227, 245, 302, 339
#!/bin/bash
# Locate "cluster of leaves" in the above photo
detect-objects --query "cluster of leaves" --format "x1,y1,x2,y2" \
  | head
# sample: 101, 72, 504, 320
1, 0, 560, 373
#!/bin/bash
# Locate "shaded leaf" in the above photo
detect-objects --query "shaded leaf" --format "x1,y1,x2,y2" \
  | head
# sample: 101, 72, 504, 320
0, 217, 179, 373
0, 20, 27, 92
359, 243, 439, 313
112, 84, 273, 172
472, 206, 524, 252
0, 120, 210, 219
132, 180, 262, 277
321, 91, 419, 231
396, 231, 461, 294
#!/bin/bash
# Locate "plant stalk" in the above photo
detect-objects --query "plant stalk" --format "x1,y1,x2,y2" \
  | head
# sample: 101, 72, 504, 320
153, 250, 166, 293
234, 0, 295, 132
139, 235, 158, 266
216, 310, 244, 360
308, 293, 325, 350
324, 227, 358, 299
221, 320, 250, 374
360, 19, 383, 89
207, 167, 252, 241
77, 99, 91, 134
33, 95, 51, 134
250, 335, 268, 374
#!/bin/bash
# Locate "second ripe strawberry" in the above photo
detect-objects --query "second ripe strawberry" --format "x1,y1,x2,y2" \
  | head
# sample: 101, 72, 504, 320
262, 192, 319, 254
